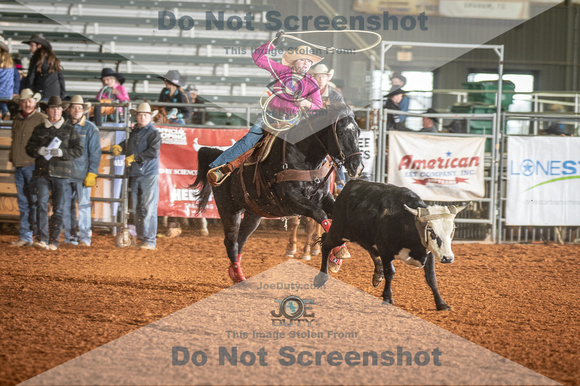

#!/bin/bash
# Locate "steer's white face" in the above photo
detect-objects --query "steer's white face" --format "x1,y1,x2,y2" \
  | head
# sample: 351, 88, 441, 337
404, 204, 467, 264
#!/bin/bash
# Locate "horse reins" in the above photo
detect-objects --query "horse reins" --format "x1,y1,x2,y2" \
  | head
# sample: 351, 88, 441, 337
300, 110, 361, 198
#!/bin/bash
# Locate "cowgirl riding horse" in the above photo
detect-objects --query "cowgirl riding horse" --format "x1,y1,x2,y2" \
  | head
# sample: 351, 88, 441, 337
202, 31, 356, 278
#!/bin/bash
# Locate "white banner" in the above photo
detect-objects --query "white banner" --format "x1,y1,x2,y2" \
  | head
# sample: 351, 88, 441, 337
506, 136, 580, 226
388, 131, 485, 201
358, 130, 376, 181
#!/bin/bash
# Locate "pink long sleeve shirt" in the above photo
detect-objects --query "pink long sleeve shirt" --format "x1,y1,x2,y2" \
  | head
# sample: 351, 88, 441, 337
252, 42, 322, 115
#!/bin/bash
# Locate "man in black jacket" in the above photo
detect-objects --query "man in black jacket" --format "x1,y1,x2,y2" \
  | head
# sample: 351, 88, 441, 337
26, 96, 83, 250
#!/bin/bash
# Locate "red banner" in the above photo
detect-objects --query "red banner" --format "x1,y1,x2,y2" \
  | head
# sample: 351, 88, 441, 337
157, 126, 248, 218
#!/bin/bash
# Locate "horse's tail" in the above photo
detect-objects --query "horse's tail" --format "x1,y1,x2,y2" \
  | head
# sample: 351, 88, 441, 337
193, 147, 223, 214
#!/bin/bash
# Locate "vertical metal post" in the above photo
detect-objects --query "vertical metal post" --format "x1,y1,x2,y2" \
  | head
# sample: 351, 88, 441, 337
490, 45, 505, 244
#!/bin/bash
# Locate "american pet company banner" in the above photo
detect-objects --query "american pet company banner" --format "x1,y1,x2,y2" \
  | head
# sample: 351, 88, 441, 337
158, 126, 248, 218
388, 131, 485, 201
506, 136, 580, 226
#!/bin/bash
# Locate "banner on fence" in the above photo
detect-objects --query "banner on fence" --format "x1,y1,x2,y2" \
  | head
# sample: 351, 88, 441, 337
358, 130, 376, 181
158, 126, 248, 218
388, 131, 485, 201
506, 136, 580, 226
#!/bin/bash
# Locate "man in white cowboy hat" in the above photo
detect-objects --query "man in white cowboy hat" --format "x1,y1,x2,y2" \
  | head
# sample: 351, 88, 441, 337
63, 95, 102, 246
157, 70, 192, 123
207, 30, 323, 186
26, 96, 83, 250
111, 102, 161, 250
9, 89, 45, 246
309, 64, 345, 108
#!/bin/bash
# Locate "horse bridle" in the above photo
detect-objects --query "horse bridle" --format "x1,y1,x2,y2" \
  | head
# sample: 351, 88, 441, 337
302, 109, 362, 169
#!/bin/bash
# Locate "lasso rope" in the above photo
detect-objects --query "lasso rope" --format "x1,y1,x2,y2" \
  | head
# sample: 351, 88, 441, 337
260, 30, 383, 132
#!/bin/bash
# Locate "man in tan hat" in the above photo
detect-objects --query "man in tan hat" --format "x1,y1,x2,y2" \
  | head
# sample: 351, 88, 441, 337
309, 64, 345, 108
26, 96, 83, 250
63, 95, 102, 246
111, 102, 161, 250
9, 89, 45, 246
207, 30, 323, 186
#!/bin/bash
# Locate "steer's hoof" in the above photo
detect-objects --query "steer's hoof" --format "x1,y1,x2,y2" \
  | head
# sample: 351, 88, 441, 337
372, 272, 384, 287
228, 263, 246, 283
436, 303, 452, 311
313, 272, 329, 288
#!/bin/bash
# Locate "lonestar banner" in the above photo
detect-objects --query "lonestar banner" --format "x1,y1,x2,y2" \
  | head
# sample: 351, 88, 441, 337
388, 131, 485, 201
506, 136, 580, 226
158, 126, 248, 218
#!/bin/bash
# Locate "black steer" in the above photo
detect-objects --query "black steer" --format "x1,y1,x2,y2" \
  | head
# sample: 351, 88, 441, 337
314, 180, 467, 310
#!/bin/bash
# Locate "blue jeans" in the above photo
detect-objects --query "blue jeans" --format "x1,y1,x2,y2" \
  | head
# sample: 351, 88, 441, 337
35, 176, 71, 246
64, 181, 92, 245
130, 174, 159, 247
209, 117, 265, 168
15, 165, 37, 243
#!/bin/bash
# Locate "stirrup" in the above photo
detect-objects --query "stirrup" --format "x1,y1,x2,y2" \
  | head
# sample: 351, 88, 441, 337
207, 164, 231, 187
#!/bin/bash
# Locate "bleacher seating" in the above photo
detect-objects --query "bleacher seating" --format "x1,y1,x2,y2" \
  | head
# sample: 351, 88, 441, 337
1, 0, 284, 106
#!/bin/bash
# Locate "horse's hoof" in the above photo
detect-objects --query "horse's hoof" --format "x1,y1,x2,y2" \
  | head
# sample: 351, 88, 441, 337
285, 247, 297, 258
332, 245, 351, 259
301, 254, 311, 261
200, 229, 209, 237
310, 247, 321, 256
328, 254, 342, 273
228, 263, 246, 283
313, 272, 329, 287
372, 274, 384, 287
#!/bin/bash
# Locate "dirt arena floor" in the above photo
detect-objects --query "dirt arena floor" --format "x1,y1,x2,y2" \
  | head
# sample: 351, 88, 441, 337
1, 222, 579, 386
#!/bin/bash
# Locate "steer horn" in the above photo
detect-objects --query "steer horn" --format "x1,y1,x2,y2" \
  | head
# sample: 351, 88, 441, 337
449, 202, 471, 215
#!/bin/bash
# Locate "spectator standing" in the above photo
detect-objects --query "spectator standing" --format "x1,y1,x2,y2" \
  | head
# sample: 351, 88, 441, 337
184, 84, 206, 125
93, 68, 130, 125
421, 108, 439, 133
308, 64, 345, 107
157, 70, 192, 123
26, 96, 83, 250
112, 103, 161, 250
20, 34, 65, 100
384, 86, 410, 131
390, 72, 409, 124
0, 36, 20, 120
9, 89, 45, 246
63, 95, 102, 246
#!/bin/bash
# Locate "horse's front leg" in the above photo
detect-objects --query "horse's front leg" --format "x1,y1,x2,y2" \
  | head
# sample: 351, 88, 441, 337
285, 216, 300, 258
318, 193, 350, 273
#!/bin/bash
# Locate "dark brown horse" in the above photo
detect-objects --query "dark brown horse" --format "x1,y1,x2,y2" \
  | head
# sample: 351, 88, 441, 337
193, 104, 363, 282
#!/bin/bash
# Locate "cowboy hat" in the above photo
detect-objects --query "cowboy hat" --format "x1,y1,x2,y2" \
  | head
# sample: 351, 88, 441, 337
309, 64, 334, 80
129, 102, 159, 118
96, 68, 126, 85
67, 95, 92, 112
385, 86, 406, 99
21, 34, 52, 50
13, 88, 41, 103
282, 46, 323, 66
425, 108, 440, 124
185, 84, 198, 93
0, 36, 9, 52
157, 70, 184, 88
39, 96, 67, 110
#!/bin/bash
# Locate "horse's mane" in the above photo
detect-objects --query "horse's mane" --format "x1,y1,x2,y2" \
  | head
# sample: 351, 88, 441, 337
281, 103, 353, 144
